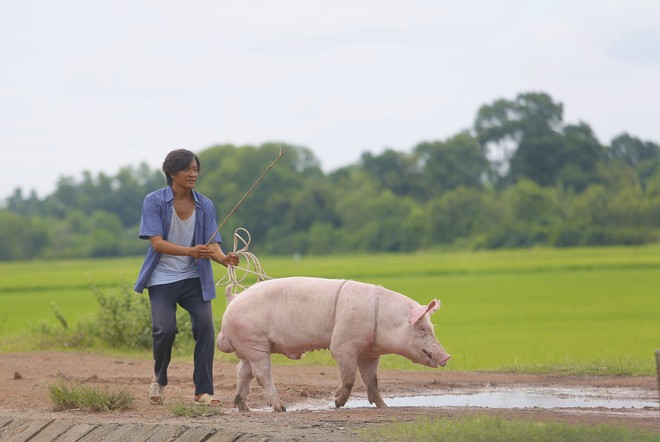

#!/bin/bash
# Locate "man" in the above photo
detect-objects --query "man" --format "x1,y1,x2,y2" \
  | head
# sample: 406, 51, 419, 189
134, 149, 239, 406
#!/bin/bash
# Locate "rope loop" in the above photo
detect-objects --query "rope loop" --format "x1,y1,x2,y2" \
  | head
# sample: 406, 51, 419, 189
216, 228, 271, 295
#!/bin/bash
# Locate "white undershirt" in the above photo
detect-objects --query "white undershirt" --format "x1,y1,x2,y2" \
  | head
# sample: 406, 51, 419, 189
147, 208, 199, 287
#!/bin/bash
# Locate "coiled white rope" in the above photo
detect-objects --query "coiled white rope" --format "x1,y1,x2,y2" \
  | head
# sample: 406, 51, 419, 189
216, 228, 271, 295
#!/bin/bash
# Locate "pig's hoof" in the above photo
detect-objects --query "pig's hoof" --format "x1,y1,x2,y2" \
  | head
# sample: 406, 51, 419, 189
369, 394, 387, 408
234, 395, 250, 412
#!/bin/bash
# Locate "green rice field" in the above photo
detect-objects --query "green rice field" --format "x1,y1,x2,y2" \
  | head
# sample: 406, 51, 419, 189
1, 245, 659, 375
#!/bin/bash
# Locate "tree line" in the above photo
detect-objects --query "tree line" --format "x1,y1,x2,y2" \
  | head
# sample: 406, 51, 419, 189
2, 91, 659, 261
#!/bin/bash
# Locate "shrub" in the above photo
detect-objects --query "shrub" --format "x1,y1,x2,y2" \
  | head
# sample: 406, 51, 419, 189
37, 282, 200, 354
90, 282, 198, 352
92, 282, 153, 349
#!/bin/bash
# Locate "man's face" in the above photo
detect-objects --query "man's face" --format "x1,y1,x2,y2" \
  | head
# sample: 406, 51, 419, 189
172, 158, 199, 190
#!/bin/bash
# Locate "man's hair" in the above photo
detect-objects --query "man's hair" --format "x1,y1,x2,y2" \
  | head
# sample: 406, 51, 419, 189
162, 149, 201, 186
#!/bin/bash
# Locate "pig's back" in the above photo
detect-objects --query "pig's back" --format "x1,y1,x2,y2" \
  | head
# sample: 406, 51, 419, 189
230, 276, 345, 307
223, 277, 349, 351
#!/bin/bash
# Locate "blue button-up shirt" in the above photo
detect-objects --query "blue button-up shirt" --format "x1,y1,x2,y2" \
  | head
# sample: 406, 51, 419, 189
134, 186, 222, 301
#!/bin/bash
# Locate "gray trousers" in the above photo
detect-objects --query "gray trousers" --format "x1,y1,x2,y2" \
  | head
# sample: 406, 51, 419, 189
148, 277, 215, 396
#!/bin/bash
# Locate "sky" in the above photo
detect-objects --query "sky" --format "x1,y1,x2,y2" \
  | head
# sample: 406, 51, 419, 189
2, 0, 660, 201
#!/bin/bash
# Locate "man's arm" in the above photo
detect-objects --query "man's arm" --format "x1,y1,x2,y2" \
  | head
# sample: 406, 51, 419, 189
207, 242, 239, 267
148, 236, 217, 260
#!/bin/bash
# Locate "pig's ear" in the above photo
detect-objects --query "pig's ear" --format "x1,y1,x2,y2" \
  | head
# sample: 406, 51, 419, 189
409, 300, 441, 325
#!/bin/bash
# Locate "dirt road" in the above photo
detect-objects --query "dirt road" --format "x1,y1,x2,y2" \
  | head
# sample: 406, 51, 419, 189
0, 352, 658, 440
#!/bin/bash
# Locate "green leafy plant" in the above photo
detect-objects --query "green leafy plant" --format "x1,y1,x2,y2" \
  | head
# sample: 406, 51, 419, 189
91, 281, 153, 349
89, 282, 198, 354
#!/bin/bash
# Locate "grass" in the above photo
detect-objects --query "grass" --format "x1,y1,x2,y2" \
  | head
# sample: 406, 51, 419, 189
1, 245, 659, 375
48, 373, 134, 412
168, 402, 225, 417
0, 256, 139, 336
359, 415, 660, 442
432, 266, 658, 375
47, 365, 223, 417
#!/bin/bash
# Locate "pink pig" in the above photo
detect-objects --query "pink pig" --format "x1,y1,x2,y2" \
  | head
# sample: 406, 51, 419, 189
216, 276, 451, 412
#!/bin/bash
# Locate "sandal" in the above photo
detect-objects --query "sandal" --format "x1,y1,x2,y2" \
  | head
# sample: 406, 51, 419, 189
194, 393, 222, 406
148, 382, 166, 405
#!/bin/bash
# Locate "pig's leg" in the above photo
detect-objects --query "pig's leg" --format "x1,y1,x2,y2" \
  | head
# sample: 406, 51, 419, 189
233, 359, 253, 412
250, 355, 287, 412
331, 350, 359, 408
358, 354, 387, 408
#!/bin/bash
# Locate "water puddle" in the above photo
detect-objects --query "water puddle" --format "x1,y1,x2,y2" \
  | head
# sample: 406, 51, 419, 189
343, 386, 658, 410
233, 386, 659, 413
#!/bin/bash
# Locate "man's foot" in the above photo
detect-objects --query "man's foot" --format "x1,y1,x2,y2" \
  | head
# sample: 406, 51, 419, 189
148, 379, 166, 405
194, 393, 222, 406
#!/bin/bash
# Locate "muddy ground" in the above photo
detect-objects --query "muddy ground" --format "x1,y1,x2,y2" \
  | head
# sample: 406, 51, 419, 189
0, 351, 658, 440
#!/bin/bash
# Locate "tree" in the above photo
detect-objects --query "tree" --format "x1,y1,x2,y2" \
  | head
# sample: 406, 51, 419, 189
5, 189, 43, 217
606, 133, 660, 189
555, 123, 605, 192
44, 177, 79, 218
335, 186, 425, 252
359, 149, 421, 198
484, 180, 562, 248
0, 211, 49, 260
474, 92, 565, 186
197, 143, 326, 251
3, 93, 660, 258
112, 165, 163, 227
88, 210, 123, 257
425, 186, 502, 245
415, 131, 492, 198
608, 133, 660, 166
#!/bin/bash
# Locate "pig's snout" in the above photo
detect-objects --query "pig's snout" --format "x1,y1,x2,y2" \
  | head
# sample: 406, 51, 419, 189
423, 350, 451, 368
438, 353, 451, 367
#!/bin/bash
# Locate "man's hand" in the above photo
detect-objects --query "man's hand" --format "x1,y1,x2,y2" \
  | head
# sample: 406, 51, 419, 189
189, 245, 215, 259
225, 252, 240, 267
